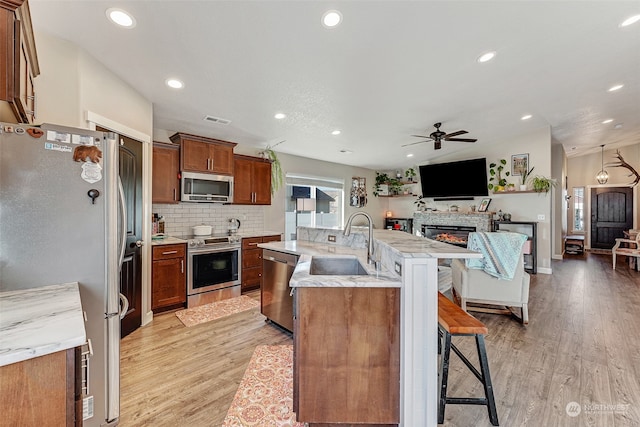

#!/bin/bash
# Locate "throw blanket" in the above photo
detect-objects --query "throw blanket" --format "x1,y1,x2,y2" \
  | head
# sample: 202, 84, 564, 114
466, 232, 527, 280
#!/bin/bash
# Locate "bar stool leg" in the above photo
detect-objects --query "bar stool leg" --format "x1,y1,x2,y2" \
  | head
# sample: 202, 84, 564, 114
438, 330, 452, 424
476, 334, 499, 426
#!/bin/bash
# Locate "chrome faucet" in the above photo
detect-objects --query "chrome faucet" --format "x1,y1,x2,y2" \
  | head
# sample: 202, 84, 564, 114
344, 211, 375, 265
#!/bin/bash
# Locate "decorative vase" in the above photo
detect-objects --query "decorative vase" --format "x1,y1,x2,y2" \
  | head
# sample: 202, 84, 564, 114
520, 184, 527, 191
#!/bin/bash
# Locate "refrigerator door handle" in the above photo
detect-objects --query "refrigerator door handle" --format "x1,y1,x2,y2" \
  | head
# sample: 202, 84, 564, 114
117, 178, 127, 270
119, 293, 129, 320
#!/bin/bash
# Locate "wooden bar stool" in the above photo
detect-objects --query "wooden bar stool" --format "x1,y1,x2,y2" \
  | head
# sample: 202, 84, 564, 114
437, 292, 499, 425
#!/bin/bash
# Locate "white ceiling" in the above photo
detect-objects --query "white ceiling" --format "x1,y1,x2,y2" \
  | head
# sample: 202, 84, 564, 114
29, 1, 640, 170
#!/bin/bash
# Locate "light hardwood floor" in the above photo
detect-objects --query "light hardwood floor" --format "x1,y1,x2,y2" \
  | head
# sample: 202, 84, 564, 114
119, 253, 640, 427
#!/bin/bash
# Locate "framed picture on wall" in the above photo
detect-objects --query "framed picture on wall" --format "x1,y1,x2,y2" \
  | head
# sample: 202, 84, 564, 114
478, 198, 492, 212
511, 153, 529, 176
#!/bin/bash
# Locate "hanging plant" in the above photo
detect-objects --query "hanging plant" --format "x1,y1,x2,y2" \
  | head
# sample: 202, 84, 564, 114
259, 147, 283, 195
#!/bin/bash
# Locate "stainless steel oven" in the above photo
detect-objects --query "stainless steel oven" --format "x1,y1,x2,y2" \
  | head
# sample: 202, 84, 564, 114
187, 235, 241, 298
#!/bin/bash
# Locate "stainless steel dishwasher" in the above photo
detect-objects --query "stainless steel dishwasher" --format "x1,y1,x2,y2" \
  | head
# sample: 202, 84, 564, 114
261, 249, 298, 332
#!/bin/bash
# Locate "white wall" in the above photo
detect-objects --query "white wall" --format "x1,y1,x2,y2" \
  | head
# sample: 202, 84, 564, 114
387, 126, 554, 272
34, 31, 153, 136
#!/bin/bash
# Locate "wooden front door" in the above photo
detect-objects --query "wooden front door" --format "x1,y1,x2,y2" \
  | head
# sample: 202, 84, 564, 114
118, 135, 144, 337
590, 186, 633, 249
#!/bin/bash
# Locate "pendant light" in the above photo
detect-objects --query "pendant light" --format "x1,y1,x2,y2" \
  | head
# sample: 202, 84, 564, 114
596, 144, 609, 184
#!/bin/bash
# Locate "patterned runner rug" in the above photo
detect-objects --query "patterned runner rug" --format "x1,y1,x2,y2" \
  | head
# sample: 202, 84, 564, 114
175, 295, 259, 327
223, 345, 305, 427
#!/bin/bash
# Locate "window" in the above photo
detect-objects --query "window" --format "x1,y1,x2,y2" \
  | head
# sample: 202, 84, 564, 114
285, 174, 344, 240
573, 187, 584, 231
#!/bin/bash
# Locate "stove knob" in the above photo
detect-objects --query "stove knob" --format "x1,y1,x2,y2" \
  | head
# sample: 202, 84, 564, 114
189, 240, 197, 248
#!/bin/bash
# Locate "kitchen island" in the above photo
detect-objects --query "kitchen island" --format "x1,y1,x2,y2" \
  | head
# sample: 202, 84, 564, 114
0, 282, 86, 425
261, 227, 482, 427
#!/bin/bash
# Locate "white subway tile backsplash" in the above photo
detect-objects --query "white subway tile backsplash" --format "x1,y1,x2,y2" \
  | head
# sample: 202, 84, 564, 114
152, 203, 266, 237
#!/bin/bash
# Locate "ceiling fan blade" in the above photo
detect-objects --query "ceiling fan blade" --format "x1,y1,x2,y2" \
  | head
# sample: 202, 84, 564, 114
401, 140, 429, 147
446, 138, 477, 142
444, 130, 467, 138
411, 134, 430, 138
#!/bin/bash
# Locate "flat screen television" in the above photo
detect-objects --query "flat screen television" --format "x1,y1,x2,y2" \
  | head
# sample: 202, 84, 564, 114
419, 158, 489, 200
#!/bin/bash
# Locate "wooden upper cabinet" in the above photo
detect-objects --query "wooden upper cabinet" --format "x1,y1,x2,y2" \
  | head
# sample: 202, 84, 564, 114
233, 154, 271, 205
0, 0, 39, 124
170, 132, 236, 175
152, 142, 180, 204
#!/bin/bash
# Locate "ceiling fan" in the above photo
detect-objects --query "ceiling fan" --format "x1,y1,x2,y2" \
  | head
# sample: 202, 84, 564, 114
403, 122, 477, 150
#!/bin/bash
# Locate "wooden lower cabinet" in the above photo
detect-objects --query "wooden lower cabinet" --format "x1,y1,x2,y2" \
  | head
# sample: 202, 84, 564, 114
0, 348, 81, 426
241, 234, 281, 292
152, 243, 186, 312
293, 287, 400, 426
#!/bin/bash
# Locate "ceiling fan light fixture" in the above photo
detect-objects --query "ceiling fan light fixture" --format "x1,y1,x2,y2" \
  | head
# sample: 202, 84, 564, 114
620, 14, 640, 27
106, 8, 136, 28
477, 51, 496, 63
596, 144, 609, 184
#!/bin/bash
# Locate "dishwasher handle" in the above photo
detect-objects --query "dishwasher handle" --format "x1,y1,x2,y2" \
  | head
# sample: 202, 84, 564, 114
265, 255, 292, 265
263, 250, 298, 267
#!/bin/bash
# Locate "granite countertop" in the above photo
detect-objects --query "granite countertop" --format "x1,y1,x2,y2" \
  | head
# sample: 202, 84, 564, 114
0, 282, 86, 367
372, 229, 483, 259
151, 235, 187, 246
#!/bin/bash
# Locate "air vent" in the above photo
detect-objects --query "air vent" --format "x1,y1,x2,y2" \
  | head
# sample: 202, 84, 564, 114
203, 115, 231, 125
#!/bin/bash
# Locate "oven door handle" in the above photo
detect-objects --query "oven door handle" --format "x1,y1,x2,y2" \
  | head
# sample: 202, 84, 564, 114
188, 246, 240, 255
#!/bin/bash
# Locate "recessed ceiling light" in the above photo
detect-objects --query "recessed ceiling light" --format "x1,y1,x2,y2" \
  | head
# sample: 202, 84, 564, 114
608, 84, 624, 92
602, 119, 614, 124
614, 123, 624, 129
165, 78, 184, 89
322, 10, 342, 28
477, 51, 496, 63
620, 14, 640, 27
521, 114, 532, 120
331, 130, 341, 135
406, 153, 414, 158
274, 113, 286, 120
106, 8, 136, 28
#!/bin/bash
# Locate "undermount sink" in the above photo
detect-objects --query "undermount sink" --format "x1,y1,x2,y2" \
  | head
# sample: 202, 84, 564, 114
309, 256, 368, 276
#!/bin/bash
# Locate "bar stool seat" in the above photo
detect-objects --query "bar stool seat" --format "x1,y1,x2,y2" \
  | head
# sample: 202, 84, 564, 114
437, 292, 499, 425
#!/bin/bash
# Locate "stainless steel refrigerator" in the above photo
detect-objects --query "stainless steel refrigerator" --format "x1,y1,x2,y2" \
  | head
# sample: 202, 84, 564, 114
0, 122, 126, 426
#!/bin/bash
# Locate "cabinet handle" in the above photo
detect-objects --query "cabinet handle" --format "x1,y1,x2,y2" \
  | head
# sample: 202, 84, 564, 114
181, 259, 184, 274
162, 250, 178, 255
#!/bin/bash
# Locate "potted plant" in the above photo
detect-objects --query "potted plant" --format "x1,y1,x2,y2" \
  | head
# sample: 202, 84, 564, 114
404, 167, 417, 182
388, 178, 404, 195
488, 159, 510, 192
531, 176, 557, 193
373, 172, 391, 196
519, 166, 534, 191
258, 147, 283, 194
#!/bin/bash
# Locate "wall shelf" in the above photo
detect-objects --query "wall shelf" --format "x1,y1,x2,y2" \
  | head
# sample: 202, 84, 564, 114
492, 190, 539, 194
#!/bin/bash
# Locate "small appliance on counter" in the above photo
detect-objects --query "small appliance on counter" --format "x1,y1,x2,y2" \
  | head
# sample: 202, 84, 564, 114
227, 218, 241, 236
384, 217, 413, 234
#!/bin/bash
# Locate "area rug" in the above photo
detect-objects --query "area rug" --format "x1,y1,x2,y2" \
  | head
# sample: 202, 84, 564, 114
174, 295, 259, 327
222, 345, 305, 427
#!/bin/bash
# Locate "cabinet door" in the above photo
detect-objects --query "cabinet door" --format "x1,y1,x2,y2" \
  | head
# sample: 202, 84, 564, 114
12, 19, 35, 123
210, 144, 234, 175
152, 257, 186, 309
152, 145, 180, 203
0, 9, 13, 103
253, 160, 272, 205
233, 156, 253, 204
242, 247, 262, 269
181, 138, 211, 172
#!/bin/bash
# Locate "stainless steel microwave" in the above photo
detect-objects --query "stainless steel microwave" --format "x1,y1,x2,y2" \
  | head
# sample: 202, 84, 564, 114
181, 171, 234, 203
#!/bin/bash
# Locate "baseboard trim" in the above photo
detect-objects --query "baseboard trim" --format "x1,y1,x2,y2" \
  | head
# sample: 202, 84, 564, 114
538, 267, 552, 275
